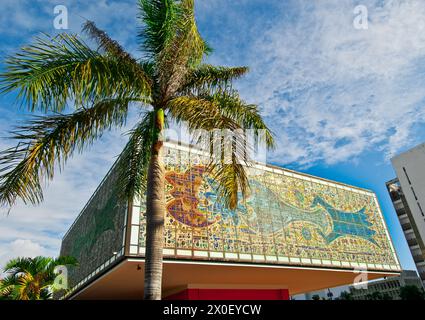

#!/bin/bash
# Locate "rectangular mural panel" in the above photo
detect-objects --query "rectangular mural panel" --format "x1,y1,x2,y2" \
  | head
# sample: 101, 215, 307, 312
138, 143, 400, 271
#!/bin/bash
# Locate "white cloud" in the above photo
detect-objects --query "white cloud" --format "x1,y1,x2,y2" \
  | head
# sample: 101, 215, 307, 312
0, 239, 56, 272
0, 0, 139, 58
240, 0, 425, 166
0, 0, 49, 36
196, 0, 425, 166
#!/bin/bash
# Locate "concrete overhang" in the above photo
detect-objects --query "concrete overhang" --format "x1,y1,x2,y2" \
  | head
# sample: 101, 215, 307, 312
69, 258, 400, 300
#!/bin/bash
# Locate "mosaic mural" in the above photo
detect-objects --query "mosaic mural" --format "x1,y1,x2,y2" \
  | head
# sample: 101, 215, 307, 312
137, 145, 400, 269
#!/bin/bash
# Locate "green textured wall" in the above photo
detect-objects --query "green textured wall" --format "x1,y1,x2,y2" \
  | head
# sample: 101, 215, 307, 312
60, 164, 127, 289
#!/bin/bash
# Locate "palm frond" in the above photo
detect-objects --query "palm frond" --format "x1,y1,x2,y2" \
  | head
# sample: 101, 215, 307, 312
82, 21, 152, 88
175, 0, 210, 67
0, 275, 17, 298
139, 0, 209, 99
209, 160, 249, 210
0, 33, 151, 112
159, 0, 209, 97
138, 0, 180, 58
117, 111, 156, 200
0, 98, 131, 207
167, 95, 250, 209
205, 90, 275, 149
167, 96, 239, 131
204, 126, 251, 210
3, 257, 36, 274
83, 21, 135, 62
181, 65, 249, 94
16, 273, 35, 300
1, 255, 73, 300
139, 60, 156, 80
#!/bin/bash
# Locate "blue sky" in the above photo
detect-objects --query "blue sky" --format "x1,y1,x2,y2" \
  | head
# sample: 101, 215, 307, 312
1, 0, 425, 273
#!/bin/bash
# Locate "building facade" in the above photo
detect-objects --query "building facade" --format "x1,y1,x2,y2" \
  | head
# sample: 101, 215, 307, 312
349, 270, 423, 300
386, 143, 425, 287
60, 142, 401, 300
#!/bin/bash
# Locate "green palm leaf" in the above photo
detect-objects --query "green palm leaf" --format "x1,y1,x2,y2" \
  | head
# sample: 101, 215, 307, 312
0, 33, 151, 112
181, 64, 249, 94
167, 95, 252, 209
0, 256, 77, 300
205, 90, 275, 148
117, 111, 156, 199
0, 98, 132, 207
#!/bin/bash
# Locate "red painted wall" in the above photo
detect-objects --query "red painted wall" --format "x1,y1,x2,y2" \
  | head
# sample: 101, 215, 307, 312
165, 289, 289, 300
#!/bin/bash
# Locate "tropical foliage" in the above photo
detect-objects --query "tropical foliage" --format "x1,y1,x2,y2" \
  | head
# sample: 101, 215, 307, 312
0, 0, 274, 299
337, 291, 353, 300
0, 256, 77, 300
365, 291, 392, 300
337, 285, 425, 300
399, 285, 425, 300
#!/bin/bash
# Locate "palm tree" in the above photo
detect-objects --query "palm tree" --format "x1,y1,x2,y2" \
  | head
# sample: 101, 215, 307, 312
0, 0, 274, 300
0, 256, 77, 300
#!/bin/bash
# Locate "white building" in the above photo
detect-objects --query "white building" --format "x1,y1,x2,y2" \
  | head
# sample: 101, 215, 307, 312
387, 143, 425, 287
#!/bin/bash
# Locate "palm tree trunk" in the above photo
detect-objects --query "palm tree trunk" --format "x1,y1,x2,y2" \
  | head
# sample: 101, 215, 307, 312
144, 108, 165, 300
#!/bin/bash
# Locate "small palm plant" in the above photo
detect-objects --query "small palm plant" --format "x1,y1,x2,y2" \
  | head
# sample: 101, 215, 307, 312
0, 256, 77, 300
0, 0, 274, 299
